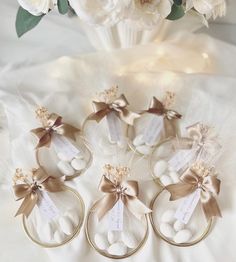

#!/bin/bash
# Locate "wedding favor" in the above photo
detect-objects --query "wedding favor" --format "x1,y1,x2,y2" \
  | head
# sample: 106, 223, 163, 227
150, 162, 222, 247
31, 107, 92, 180
128, 92, 181, 156
13, 167, 84, 248
83, 87, 140, 156
85, 164, 151, 258
149, 122, 221, 187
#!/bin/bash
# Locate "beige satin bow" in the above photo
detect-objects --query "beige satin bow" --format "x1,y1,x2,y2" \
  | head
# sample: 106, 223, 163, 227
88, 94, 140, 126
92, 175, 152, 220
166, 166, 222, 221
14, 167, 65, 217
31, 113, 80, 148
173, 122, 221, 159
142, 96, 182, 137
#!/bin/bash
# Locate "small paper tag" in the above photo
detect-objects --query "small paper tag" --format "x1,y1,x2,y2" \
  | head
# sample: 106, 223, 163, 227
174, 189, 201, 224
168, 149, 196, 172
143, 115, 164, 146
37, 191, 60, 221
108, 199, 124, 231
106, 111, 122, 143
52, 134, 80, 160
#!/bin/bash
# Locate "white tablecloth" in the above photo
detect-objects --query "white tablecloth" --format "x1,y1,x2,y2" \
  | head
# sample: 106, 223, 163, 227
1, 1, 236, 262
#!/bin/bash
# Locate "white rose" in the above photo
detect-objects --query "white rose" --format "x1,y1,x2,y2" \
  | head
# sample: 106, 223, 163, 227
126, 0, 172, 29
68, 0, 131, 26
17, 0, 57, 16
186, 0, 226, 20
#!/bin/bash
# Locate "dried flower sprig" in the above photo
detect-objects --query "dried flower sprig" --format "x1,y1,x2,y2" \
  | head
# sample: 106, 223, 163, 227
35, 106, 50, 127
97, 86, 118, 104
191, 162, 217, 178
103, 164, 130, 183
163, 91, 175, 108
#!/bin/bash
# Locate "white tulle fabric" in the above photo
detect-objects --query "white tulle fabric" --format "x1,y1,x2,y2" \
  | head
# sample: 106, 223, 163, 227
0, 32, 236, 262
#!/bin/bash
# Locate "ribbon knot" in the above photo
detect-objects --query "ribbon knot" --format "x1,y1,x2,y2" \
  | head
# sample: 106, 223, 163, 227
14, 167, 65, 218
92, 175, 152, 220
31, 113, 80, 148
166, 166, 222, 221
88, 94, 140, 126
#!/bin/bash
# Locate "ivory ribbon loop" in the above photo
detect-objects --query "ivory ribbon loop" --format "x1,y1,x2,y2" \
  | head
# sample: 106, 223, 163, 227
92, 175, 152, 220
14, 167, 65, 217
166, 168, 222, 221
88, 94, 140, 126
31, 113, 80, 148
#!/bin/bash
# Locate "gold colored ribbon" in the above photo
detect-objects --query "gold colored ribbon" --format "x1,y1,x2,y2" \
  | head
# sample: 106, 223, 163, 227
88, 94, 140, 126
14, 167, 65, 217
31, 113, 80, 148
142, 96, 182, 137
166, 167, 222, 221
92, 175, 152, 220
172, 122, 221, 158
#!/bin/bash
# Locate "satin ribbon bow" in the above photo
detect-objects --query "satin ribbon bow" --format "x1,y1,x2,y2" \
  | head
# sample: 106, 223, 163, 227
166, 166, 222, 221
31, 113, 80, 148
173, 122, 221, 159
14, 167, 65, 218
88, 94, 140, 126
141, 96, 182, 137
142, 96, 182, 120
92, 175, 152, 220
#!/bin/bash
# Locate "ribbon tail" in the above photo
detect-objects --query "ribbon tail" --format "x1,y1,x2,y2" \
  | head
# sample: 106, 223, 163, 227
123, 196, 152, 220
15, 192, 38, 218
166, 183, 196, 201
91, 193, 119, 221
164, 118, 177, 138
201, 195, 222, 221
31, 128, 52, 148
59, 124, 80, 141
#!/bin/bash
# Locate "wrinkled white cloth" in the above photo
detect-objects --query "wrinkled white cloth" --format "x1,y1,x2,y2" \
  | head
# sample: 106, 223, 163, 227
1, 30, 236, 262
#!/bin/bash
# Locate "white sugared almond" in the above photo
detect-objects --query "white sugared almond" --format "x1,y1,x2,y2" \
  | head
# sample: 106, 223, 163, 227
57, 152, 73, 162
160, 223, 175, 239
169, 171, 180, 183
94, 233, 109, 250
160, 175, 173, 186
58, 216, 74, 235
154, 160, 168, 178
133, 134, 144, 147
57, 161, 75, 176
161, 209, 176, 224
107, 231, 120, 245
121, 231, 138, 249
71, 158, 86, 171
173, 229, 192, 243
107, 242, 128, 256
41, 222, 54, 241
54, 230, 65, 243
65, 209, 80, 225
173, 220, 185, 232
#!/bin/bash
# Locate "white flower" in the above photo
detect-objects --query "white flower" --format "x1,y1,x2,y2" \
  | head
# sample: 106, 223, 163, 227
126, 0, 172, 29
186, 0, 226, 20
68, 0, 131, 26
17, 0, 57, 16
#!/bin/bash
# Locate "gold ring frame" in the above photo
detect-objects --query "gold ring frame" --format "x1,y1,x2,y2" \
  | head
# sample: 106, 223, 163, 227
85, 203, 149, 259
35, 135, 93, 181
22, 186, 85, 248
149, 189, 213, 247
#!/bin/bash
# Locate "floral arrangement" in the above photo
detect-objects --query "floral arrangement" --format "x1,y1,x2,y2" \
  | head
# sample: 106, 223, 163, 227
16, 0, 226, 37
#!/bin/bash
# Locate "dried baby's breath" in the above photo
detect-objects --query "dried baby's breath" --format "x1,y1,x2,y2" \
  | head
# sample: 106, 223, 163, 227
104, 164, 130, 183
35, 106, 50, 126
97, 86, 118, 104
13, 168, 29, 185
163, 91, 175, 108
